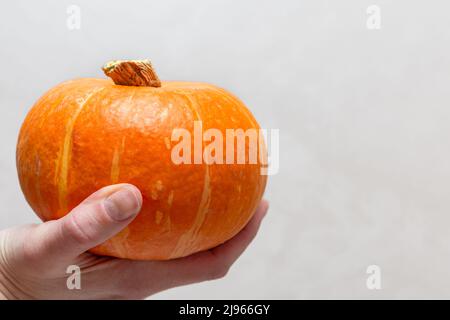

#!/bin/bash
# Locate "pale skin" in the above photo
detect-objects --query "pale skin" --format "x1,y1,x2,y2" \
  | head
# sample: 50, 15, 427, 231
0, 184, 268, 299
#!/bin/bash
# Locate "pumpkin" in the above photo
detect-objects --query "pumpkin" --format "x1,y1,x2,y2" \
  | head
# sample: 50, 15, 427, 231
16, 60, 267, 260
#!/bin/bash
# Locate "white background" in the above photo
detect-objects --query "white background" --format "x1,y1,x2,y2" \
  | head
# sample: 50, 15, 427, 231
1, 0, 450, 299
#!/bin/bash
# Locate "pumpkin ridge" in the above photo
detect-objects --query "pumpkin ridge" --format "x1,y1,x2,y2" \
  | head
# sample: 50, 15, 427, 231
170, 93, 212, 258
56, 87, 106, 213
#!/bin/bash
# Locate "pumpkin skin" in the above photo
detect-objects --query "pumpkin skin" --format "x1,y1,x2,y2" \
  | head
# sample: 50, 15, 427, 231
16, 69, 267, 260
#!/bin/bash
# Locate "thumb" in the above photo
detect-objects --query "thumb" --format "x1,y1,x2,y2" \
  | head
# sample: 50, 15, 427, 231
26, 184, 142, 263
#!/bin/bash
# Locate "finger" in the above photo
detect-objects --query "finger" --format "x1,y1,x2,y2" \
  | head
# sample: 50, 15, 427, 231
120, 200, 269, 295
208, 199, 269, 268
24, 184, 142, 264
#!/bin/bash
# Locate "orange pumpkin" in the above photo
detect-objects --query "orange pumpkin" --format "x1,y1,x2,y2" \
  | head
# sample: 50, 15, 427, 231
16, 60, 267, 260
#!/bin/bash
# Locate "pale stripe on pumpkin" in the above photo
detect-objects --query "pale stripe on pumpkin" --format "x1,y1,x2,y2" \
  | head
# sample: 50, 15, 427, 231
170, 94, 212, 258
110, 89, 136, 183
110, 136, 126, 183
209, 87, 259, 129
170, 165, 211, 258
56, 87, 105, 214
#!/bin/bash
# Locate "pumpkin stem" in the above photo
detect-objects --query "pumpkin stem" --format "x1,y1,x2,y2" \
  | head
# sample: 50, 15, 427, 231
102, 60, 161, 87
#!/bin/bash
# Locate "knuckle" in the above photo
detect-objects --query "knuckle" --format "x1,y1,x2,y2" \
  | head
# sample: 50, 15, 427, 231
207, 263, 230, 280
63, 214, 95, 245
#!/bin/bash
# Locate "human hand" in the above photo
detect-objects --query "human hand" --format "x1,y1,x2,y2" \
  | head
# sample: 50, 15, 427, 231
0, 184, 268, 299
